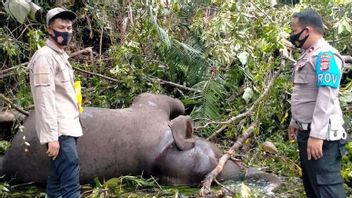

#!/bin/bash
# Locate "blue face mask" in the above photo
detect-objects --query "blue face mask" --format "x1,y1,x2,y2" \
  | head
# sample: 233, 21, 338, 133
289, 28, 309, 48
50, 29, 72, 46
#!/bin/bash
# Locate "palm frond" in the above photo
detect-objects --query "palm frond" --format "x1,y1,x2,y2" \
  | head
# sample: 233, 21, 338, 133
191, 75, 227, 120
149, 5, 171, 48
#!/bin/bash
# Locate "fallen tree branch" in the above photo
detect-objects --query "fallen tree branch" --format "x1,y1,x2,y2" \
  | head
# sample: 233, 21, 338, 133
0, 110, 26, 123
0, 47, 94, 79
70, 66, 201, 93
198, 58, 285, 140
155, 78, 202, 93
69, 47, 93, 63
200, 122, 258, 197
72, 66, 119, 83
0, 94, 29, 116
250, 2, 274, 23
0, 62, 28, 76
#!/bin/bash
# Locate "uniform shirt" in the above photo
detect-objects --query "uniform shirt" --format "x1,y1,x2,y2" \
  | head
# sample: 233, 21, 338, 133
29, 39, 83, 144
290, 38, 344, 140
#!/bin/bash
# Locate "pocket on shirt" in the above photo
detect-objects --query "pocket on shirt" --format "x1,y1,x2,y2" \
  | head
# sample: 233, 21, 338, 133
293, 69, 308, 84
58, 68, 71, 83
33, 72, 50, 86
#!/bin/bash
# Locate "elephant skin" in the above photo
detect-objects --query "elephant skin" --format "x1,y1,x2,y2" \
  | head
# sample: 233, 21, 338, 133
0, 93, 281, 188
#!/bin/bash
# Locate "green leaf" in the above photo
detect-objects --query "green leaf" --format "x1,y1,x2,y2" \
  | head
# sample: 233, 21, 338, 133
337, 22, 344, 34
103, 177, 120, 189
342, 19, 352, 33
0, 184, 9, 192
240, 183, 252, 198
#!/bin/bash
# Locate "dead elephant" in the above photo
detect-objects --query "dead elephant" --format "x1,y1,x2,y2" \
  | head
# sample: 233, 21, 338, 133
0, 93, 281, 188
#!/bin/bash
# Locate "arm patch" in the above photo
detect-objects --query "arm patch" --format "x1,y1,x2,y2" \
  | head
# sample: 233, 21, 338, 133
315, 51, 341, 89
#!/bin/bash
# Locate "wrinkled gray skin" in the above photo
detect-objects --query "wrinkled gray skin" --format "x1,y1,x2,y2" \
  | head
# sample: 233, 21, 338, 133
0, 93, 280, 187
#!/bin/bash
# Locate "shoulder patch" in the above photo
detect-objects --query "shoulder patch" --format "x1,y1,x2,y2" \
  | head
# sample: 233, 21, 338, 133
315, 51, 341, 89
319, 52, 331, 71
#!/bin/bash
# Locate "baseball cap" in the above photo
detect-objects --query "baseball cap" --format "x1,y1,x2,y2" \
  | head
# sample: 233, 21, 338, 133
46, 7, 77, 26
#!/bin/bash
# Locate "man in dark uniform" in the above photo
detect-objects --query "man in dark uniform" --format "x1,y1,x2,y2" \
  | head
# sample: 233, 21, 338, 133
287, 9, 346, 198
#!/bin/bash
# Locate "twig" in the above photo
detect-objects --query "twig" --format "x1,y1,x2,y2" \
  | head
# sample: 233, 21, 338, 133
99, 26, 104, 64
0, 94, 29, 116
73, 67, 119, 83
213, 179, 235, 194
283, 55, 297, 64
154, 78, 202, 93
0, 72, 15, 79
10, 181, 35, 189
249, 2, 274, 23
69, 47, 93, 58
200, 122, 257, 197
129, 5, 134, 26
120, 17, 129, 44
86, 15, 93, 39
0, 61, 28, 75
199, 58, 285, 140
1, 47, 93, 75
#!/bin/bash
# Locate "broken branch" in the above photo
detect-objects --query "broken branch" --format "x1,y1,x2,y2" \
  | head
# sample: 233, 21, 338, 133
196, 58, 285, 140
200, 122, 257, 197
73, 67, 119, 83
156, 78, 202, 93
69, 47, 93, 59
0, 94, 29, 116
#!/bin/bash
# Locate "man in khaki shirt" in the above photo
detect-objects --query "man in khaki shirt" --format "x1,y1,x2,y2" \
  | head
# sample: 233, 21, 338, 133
287, 9, 346, 197
28, 7, 82, 198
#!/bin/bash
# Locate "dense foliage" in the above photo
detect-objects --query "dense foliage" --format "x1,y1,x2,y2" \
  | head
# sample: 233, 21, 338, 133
1, 0, 352, 197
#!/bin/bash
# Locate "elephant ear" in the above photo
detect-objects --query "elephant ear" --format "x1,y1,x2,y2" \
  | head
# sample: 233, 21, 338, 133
169, 115, 195, 151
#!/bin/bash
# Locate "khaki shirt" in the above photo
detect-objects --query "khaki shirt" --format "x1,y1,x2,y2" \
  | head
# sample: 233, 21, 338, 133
29, 39, 83, 144
290, 38, 344, 139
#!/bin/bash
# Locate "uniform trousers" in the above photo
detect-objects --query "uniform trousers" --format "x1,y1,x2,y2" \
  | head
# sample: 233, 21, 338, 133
297, 129, 346, 198
47, 135, 80, 198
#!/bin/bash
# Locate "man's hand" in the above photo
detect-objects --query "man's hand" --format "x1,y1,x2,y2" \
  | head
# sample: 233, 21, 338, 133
307, 137, 324, 160
47, 141, 60, 160
281, 38, 297, 51
288, 126, 297, 140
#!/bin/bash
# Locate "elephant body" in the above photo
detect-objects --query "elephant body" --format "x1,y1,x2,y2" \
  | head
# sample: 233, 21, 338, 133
0, 93, 279, 187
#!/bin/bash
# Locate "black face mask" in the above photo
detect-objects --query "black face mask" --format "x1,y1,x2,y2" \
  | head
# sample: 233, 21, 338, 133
289, 28, 309, 48
50, 29, 72, 46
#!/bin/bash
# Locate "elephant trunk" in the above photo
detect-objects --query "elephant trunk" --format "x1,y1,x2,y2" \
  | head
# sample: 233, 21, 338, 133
217, 160, 243, 181
217, 160, 282, 194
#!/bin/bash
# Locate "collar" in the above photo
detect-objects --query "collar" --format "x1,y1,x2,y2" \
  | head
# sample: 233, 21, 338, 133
300, 38, 325, 59
310, 38, 325, 50
46, 39, 65, 54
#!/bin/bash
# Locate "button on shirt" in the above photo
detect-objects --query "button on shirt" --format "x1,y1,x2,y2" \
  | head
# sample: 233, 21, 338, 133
29, 39, 83, 144
290, 38, 344, 139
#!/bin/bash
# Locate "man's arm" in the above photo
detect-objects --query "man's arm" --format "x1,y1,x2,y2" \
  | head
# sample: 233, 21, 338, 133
30, 55, 60, 158
308, 53, 342, 160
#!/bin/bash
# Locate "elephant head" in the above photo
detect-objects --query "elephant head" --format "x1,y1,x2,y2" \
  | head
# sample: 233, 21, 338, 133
151, 115, 242, 185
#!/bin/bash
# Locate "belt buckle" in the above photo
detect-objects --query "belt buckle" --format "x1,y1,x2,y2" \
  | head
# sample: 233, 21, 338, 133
301, 123, 309, 130
296, 121, 309, 131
